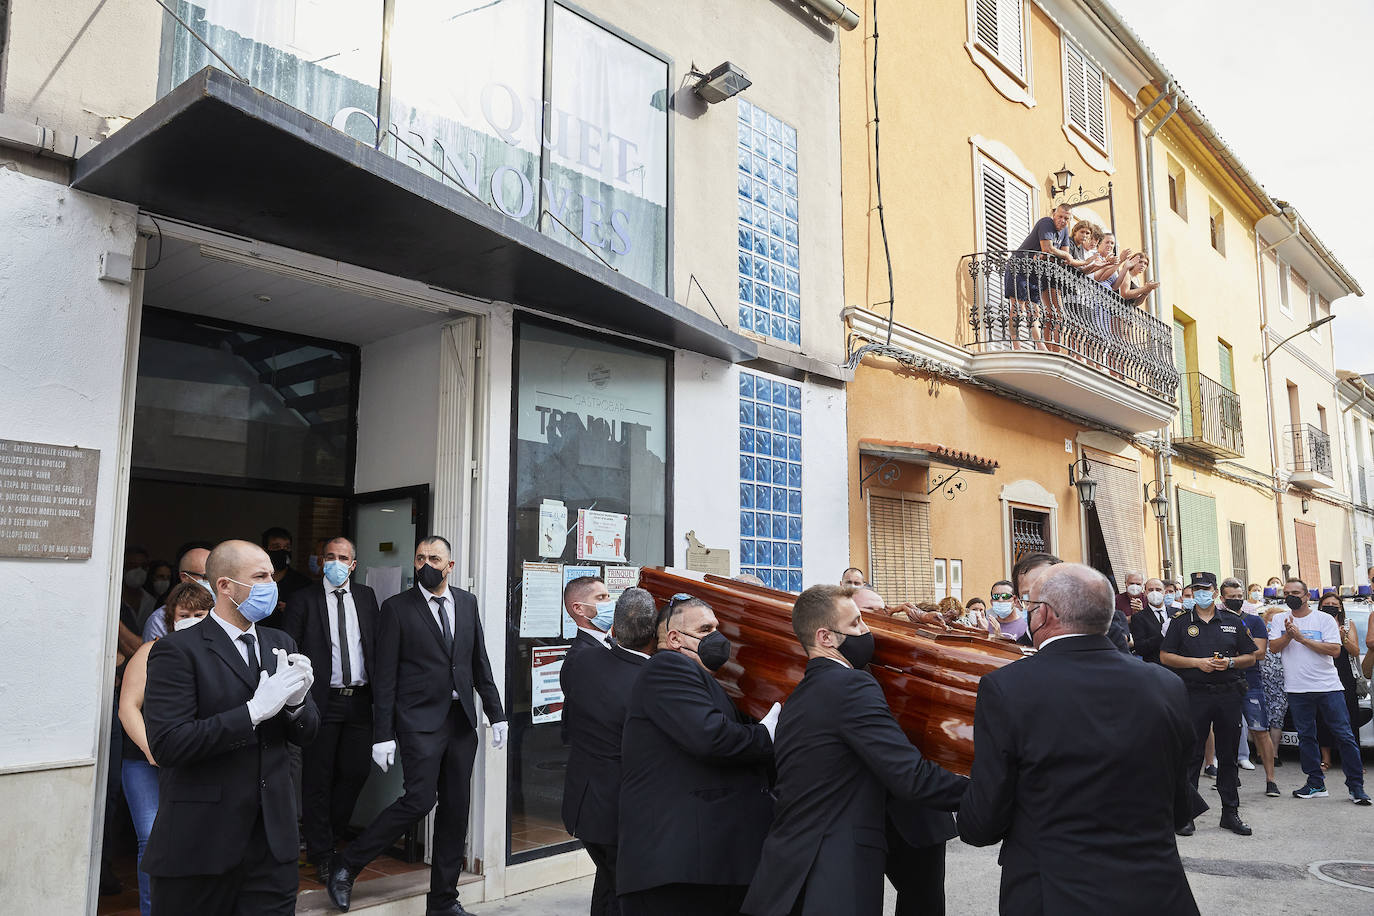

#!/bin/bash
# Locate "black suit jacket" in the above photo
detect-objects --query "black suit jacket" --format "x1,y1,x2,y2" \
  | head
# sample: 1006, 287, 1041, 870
560, 630, 607, 745
958, 635, 1203, 915
141, 618, 320, 876
284, 581, 380, 711
1130, 605, 1167, 664
617, 649, 775, 895
560, 641, 646, 845
743, 659, 967, 916
373, 585, 505, 741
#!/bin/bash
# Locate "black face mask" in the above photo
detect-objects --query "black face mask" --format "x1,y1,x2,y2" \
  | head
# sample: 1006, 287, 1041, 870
267, 548, 291, 572
416, 563, 446, 591
834, 629, 876, 669
688, 630, 732, 671
1284, 594, 1305, 611
1223, 597, 1245, 612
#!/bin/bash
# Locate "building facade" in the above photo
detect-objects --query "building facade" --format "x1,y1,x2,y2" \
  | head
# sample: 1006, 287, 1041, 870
1337, 372, 1374, 587
0, 0, 854, 911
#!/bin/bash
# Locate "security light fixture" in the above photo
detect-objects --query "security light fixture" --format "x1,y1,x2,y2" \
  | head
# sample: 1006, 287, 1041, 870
1069, 458, 1098, 508
690, 62, 752, 104
1051, 164, 1076, 197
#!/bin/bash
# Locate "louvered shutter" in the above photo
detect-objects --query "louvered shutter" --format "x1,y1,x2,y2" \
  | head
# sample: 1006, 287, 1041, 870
1083, 448, 1145, 586
1065, 41, 1108, 150
1176, 489, 1221, 578
981, 160, 1032, 254
1294, 520, 1319, 588
975, 0, 1025, 79
1229, 521, 1247, 583
867, 495, 934, 604
1218, 343, 1235, 391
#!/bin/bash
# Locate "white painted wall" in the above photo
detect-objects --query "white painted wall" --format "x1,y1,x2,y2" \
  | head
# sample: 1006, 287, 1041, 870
354, 321, 446, 493
0, 169, 139, 911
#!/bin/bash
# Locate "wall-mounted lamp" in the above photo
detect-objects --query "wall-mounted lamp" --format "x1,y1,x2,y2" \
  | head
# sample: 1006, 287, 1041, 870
1301, 497, 1311, 514
1050, 164, 1076, 198
1069, 457, 1098, 508
690, 62, 752, 104
1145, 480, 1169, 523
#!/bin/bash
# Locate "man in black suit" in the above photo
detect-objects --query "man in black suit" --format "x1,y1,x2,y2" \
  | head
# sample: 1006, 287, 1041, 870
141, 539, 320, 915
1130, 576, 1169, 665
959, 563, 1203, 915
328, 535, 506, 916
260, 525, 313, 630
564, 574, 615, 661
561, 587, 657, 915
743, 586, 967, 916
285, 536, 380, 881
617, 595, 780, 916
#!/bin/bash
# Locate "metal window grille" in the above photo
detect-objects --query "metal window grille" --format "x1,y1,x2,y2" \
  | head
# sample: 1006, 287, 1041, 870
1011, 508, 1049, 563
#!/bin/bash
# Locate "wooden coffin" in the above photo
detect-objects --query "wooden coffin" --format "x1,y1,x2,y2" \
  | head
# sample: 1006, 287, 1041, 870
639, 567, 1027, 776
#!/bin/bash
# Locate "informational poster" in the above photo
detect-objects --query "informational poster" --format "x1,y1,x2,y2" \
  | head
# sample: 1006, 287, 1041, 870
0, 439, 100, 560
531, 645, 569, 724
538, 499, 568, 558
562, 564, 602, 637
577, 508, 628, 562
519, 561, 563, 637
604, 565, 640, 600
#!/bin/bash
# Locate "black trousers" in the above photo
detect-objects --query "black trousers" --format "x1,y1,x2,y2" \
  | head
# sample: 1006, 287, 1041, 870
301, 688, 373, 861
1186, 685, 1244, 810
150, 814, 296, 916
884, 823, 948, 916
584, 841, 621, 916
619, 882, 748, 916
342, 702, 478, 909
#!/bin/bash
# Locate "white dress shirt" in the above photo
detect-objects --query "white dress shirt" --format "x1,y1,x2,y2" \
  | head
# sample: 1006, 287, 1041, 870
1039, 632, 1091, 650
210, 609, 260, 668
577, 626, 613, 649
325, 581, 367, 687
421, 585, 460, 699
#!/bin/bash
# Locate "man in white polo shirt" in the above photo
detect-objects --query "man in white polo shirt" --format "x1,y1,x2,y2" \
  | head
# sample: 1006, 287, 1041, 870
1267, 577, 1370, 805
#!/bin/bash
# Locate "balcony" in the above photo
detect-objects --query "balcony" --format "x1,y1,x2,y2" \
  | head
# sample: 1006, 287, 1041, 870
961, 251, 1179, 433
1285, 423, 1335, 489
1174, 372, 1244, 459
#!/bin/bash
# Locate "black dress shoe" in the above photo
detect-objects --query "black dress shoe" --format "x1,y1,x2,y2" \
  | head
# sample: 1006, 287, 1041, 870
327, 865, 356, 912
426, 904, 473, 916
1176, 820, 1195, 836
1220, 811, 1252, 836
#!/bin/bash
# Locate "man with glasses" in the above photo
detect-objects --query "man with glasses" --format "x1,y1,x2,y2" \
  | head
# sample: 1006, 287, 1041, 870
1010, 552, 1130, 653
617, 595, 780, 915
986, 580, 1027, 641
959, 563, 1201, 912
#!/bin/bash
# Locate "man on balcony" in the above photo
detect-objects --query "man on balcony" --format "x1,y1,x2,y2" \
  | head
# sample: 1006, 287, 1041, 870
1002, 203, 1072, 348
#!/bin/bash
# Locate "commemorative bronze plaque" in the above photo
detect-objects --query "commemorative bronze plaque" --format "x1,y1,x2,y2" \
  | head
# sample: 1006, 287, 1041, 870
0, 439, 100, 560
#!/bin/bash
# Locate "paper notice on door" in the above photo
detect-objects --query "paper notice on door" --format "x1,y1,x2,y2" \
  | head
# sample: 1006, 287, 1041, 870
366, 565, 404, 604
531, 645, 568, 724
576, 509, 628, 562
538, 499, 568, 558
519, 562, 563, 637
604, 565, 640, 600
561, 564, 602, 637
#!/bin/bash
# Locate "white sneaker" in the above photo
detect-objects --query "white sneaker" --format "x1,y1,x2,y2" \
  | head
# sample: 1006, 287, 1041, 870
1237, 759, 1256, 770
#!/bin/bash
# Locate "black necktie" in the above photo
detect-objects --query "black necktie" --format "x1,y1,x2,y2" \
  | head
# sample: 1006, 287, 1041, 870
433, 595, 452, 648
334, 589, 352, 686
239, 633, 259, 676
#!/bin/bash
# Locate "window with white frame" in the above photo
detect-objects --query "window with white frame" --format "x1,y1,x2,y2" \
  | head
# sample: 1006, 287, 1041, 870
738, 371, 803, 592
971, 0, 1026, 81
737, 99, 800, 346
1276, 259, 1292, 316
1063, 40, 1108, 152
978, 157, 1034, 254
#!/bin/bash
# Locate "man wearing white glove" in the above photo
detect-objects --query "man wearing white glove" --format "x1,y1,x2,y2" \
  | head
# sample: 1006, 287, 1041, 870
141, 540, 319, 916
329, 536, 505, 916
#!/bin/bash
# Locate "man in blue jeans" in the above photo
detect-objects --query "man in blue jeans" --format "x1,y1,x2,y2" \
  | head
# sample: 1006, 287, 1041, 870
1268, 577, 1370, 805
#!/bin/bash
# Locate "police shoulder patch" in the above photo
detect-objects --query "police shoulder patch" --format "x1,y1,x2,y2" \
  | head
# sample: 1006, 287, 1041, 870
1172, 609, 1187, 618
1186, 624, 1200, 637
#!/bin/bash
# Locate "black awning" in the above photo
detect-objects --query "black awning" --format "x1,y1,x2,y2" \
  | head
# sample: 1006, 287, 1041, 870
71, 68, 756, 364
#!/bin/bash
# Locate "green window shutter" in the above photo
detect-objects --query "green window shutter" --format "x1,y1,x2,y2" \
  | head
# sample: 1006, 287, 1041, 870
1176, 489, 1220, 578
1218, 342, 1235, 391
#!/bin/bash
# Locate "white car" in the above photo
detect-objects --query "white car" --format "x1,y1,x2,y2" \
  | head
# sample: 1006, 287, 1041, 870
1277, 599, 1374, 750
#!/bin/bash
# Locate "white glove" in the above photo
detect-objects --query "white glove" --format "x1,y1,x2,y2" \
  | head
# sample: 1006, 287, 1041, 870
491, 721, 509, 750
372, 740, 397, 772
760, 702, 782, 741
245, 665, 308, 726
274, 649, 314, 707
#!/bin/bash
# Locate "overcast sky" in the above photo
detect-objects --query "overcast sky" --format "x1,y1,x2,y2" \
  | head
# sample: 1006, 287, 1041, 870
1109, 0, 1373, 375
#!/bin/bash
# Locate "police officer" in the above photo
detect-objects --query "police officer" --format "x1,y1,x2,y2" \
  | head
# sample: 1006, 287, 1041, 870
1160, 571, 1260, 837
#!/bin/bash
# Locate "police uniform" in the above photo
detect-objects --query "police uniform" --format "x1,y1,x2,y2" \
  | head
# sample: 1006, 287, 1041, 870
1159, 572, 1258, 832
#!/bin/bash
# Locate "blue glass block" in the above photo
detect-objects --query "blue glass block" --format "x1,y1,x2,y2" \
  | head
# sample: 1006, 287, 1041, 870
736, 169, 750, 198
739, 371, 754, 399
737, 118, 751, 145
785, 320, 801, 345
784, 219, 798, 245
769, 237, 785, 263
772, 543, 788, 566
787, 437, 801, 461
754, 309, 769, 330
753, 128, 768, 154
739, 427, 753, 454
738, 97, 752, 120
772, 383, 788, 405
753, 179, 768, 204
737, 305, 752, 332
770, 314, 785, 340
771, 514, 787, 539
767, 114, 783, 139
785, 270, 800, 294
784, 195, 798, 220
737, 226, 751, 252
753, 155, 768, 179
739, 454, 754, 481
738, 399, 754, 427
773, 486, 788, 510
787, 461, 802, 487
768, 187, 783, 212
785, 244, 800, 269
753, 259, 768, 281
788, 517, 803, 541
769, 163, 783, 189
783, 123, 797, 149
771, 569, 788, 590
771, 406, 786, 433
752, 106, 767, 129
786, 294, 800, 319
787, 411, 802, 437
770, 211, 783, 238
754, 203, 770, 227
736, 250, 750, 275
737, 145, 752, 171
772, 458, 786, 484
784, 146, 798, 174
787, 543, 802, 566
771, 289, 785, 314
769, 262, 784, 287
788, 489, 802, 513
769, 139, 783, 165
755, 512, 770, 536
754, 430, 770, 454
740, 540, 755, 565
786, 385, 801, 410
788, 571, 803, 593
738, 277, 752, 303
754, 377, 771, 402
754, 457, 769, 480
756, 484, 771, 508
739, 483, 754, 509
784, 171, 798, 197
737, 199, 751, 224
752, 229, 768, 256
739, 511, 754, 537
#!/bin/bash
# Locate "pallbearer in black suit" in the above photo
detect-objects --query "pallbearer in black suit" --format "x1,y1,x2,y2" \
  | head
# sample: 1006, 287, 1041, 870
1129, 577, 1170, 665
617, 594, 780, 916
959, 563, 1204, 915
284, 536, 380, 882
743, 586, 967, 916
328, 536, 507, 916
561, 587, 657, 916
141, 540, 320, 916
564, 574, 617, 661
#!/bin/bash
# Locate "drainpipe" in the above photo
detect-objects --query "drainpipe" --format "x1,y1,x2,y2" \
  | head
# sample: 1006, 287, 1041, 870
1256, 207, 1301, 577
1135, 84, 1178, 581
802, 0, 860, 30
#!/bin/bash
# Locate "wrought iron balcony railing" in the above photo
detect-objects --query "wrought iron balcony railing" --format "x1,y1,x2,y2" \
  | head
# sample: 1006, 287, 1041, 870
962, 250, 1179, 401
1174, 371, 1243, 459
1285, 423, 1333, 478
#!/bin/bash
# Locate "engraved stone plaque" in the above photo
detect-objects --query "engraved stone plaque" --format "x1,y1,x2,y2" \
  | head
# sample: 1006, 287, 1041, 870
0, 439, 101, 560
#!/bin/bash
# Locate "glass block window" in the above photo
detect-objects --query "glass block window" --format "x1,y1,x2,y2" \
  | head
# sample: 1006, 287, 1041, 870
736, 98, 800, 345
738, 371, 803, 592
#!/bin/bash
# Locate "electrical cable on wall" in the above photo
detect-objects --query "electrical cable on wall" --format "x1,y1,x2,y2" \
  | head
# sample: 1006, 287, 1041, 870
870, 0, 896, 345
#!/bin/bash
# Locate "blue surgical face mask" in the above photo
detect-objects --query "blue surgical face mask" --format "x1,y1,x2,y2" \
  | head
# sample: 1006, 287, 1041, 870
1193, 589, 1214, 608
323, 560, 351, 587
991, 600, 1015, 619
1183, 597, 1196, 610
227, 577, 279, 623
194, 577, 215, 600
590, 600, 616, 632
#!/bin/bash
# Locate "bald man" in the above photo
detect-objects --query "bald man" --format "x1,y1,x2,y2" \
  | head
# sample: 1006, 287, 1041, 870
141, 539, 319, 915
142, 544, 213, 641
